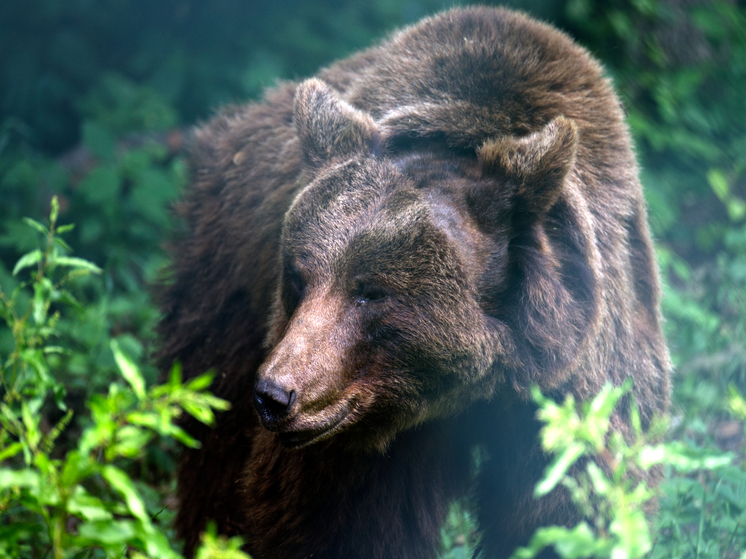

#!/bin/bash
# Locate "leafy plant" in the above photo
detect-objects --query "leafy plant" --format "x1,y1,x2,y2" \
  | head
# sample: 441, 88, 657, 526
1, 2, 745, 557
195, 524, 252, 559
647, 386, 746, 559
440, 499, 480, 559
510, 382, 733, 559
0, 199, 234, 558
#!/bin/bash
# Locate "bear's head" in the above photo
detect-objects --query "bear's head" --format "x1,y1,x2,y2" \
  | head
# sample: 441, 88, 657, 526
253, 79, 600, 451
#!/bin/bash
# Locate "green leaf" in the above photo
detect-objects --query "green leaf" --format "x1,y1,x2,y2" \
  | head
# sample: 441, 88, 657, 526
61, 450, 98, 486
32, 277, 55, 325
196, 523, 251, 559
586, 462, 611, 496
53, 235, 73, 251
113, 426, 154, 458
182, 400, 216, 426
78, 519, 138, 545
126, 411, 160, 430
168, 363, 183, 388
139, 523, 182, 559
708, 169, 746, 222
609, 509, 651, 557
12, 249, 43, 276
728, 385, 746, 418
0, 468, 40, 490
552, 523, 606, 559
21, 401, 41, 450
707, 169, 730, 201
111, 339, 146, 399
638, 441, 732, 471
535, 443, 585, 497
101, 465, 148, 522
49, 196, 59, 225
21, 217, 49, 235
167, 424, 201, 449
727, 198, 746, 222
186, 372, 215, 392
20, 347, 51, 386
0, 442, 23, 463
68, 486, 113, 522
509, 523, 605, 559
200, 393, 231, 411
55, 223, 75, 234
49, 255, 102, 274
78, 423, 112, 456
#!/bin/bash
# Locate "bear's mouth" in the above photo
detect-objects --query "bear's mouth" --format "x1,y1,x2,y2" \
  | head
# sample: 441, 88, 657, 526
278, 409, 349, 449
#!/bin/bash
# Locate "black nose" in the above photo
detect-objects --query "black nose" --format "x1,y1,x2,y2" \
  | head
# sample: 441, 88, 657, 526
253, 378, 296, 424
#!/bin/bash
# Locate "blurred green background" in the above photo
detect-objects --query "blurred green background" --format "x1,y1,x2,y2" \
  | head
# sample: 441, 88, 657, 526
1, 0, 745, 556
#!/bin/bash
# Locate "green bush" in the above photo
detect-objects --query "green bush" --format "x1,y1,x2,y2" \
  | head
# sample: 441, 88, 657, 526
0, 200, 247, 558
508, 382, 741, 559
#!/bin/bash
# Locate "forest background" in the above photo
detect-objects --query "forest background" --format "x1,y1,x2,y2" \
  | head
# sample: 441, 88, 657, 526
1, 0, 745, 558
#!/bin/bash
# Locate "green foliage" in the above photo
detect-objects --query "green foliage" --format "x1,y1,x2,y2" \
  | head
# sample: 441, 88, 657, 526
1, 1, 745, 557
195, 524, 252, 559
0, 196, 101, 413
0, 134, 185, 405
510, 383, 741, 559
0, 202, 234, 558
510, 383, 659, 559
440, 499, 480, 559
645, 386, 746, 559
555, 2, 746, 554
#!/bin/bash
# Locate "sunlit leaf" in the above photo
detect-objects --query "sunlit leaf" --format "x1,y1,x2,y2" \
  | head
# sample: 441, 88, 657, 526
12, 249, 43, 276
0, 442, 24, 464
0, 468, 40, 490
49, 256, 102, 274
78, 519, 138, 545
638, 442, 732, 472
61, 450, 98, 486
167, 424, 201, 449
535, 443, 585, 497
55, 223, 75, 234
186, 372, 215, 392
181, 399, 215, 426
68, 487, 113, 522
113, 426, 154, 458
168, 363, 183, 388
111, 339, 146, 399
101, 465, 148, 522
21, 218, 49, 235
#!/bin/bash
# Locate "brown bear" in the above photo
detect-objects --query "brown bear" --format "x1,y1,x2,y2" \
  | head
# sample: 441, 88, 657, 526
157, 6, 671, 559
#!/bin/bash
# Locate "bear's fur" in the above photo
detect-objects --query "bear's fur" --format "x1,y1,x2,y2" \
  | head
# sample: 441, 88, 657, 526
158, 7, 670, 559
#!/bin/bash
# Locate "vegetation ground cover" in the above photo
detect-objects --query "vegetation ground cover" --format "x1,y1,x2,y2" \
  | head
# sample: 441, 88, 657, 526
1, 1, 744, 557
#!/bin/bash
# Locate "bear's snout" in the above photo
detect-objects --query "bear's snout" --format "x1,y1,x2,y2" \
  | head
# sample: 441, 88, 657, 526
253, 378, 297, 428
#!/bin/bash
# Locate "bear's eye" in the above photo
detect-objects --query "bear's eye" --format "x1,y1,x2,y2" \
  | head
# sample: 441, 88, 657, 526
352, 280, 389, 306
284, 267, 306, 314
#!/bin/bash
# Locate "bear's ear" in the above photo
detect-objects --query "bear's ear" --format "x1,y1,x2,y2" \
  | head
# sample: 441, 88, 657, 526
294, 78, 380, 169
478, 116, 578, 216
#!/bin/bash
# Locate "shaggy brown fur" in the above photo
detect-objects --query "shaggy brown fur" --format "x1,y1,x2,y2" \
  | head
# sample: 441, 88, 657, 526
158, 7, 670, 559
